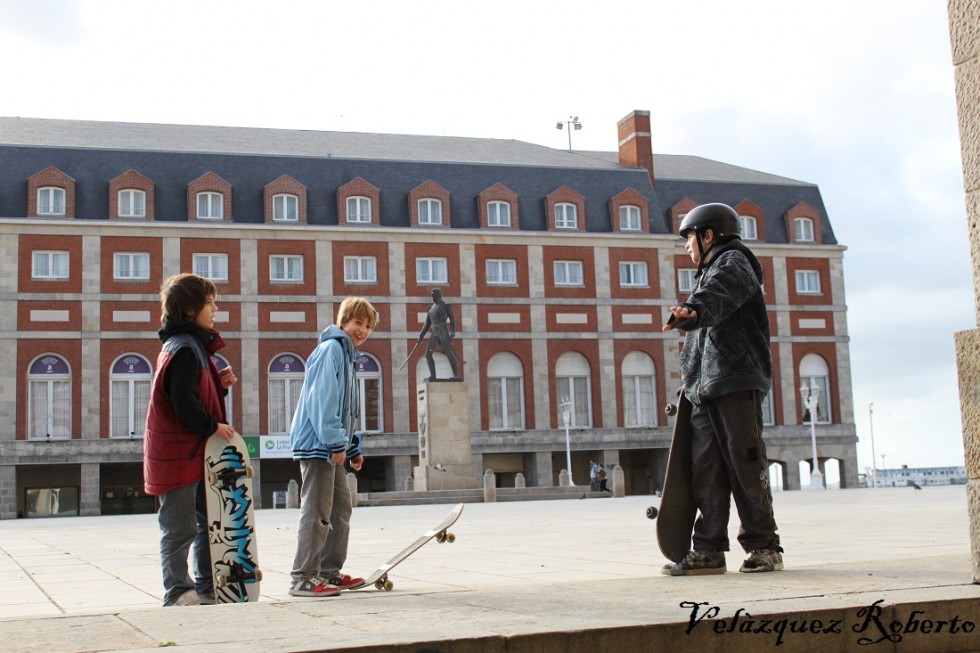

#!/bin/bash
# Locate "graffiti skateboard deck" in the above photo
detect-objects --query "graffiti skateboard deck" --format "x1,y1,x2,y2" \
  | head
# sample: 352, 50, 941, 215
357, 503, 464, 591
656, 395, 698, 563
204, 431, 262, 602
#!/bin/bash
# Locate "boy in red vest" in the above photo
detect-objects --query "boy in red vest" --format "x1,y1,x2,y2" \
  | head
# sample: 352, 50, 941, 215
143, 273, 237, 606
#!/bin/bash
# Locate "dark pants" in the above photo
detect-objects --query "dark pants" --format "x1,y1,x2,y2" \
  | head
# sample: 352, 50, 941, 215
690, 390, 780, 553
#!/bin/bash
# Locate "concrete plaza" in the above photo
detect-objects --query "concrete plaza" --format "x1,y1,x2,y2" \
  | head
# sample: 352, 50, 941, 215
0, 485, 977, 652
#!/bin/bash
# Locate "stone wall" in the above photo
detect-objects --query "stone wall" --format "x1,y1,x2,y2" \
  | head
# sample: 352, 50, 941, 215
949, 0, 980, 583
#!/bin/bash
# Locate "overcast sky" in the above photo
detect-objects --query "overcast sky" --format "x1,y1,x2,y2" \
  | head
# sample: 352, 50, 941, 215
0, 0, 972, 472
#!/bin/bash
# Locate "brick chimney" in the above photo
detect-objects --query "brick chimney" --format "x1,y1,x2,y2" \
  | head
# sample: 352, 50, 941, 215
617, 110, 654, 186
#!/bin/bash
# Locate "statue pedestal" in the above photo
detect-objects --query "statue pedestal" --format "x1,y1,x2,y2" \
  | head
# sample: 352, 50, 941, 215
414, 381, 477, 491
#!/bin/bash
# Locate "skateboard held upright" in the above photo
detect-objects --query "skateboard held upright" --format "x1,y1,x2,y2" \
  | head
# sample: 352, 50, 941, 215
656, 394, 698, 563
204, 431, 262, 602
358, 503, 464, 591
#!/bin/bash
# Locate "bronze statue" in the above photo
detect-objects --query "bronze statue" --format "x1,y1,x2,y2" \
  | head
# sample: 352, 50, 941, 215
417, 288, 460, 381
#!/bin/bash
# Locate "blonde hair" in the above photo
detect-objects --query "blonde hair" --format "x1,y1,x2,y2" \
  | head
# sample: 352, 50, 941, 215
336, 297, 379, 329
160, 273, 217, 324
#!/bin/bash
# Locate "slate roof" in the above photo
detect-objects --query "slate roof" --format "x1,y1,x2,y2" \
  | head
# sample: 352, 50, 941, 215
0, 117, 837, 244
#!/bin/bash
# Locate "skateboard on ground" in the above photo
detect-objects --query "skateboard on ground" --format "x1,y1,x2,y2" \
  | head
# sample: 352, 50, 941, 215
204, 431, 262, 602
654, 394, 698, 563
357, 503, 464, 591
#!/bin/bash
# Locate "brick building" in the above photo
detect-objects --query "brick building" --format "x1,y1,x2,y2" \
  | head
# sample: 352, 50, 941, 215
0, 110, 858, 517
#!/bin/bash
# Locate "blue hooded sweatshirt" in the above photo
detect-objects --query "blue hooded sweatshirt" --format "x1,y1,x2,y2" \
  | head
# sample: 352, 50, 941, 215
289, 325, 362, 460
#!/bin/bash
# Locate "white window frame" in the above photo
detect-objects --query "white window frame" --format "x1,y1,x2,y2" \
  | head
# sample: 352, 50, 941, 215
344, 256, 377, 283
32, 250, 69, 279
556, 353, 592, 428
487, 201, 511, 227
619, 261, 648, 287
28, 355, 71, 440
795, 270, 821, 294
270, 255, 304, 282
678, 269, 697, 293
487, 353, 525, 430
761, 389, 775, 426
118, 189, 146, 218
197, 192, 224, 220
800, 354, 832, 424
486, 259, 517, 285
795, 217, 815, 242
355, 354, 383, 434
554, 260, 584, 287
619, 205, 641, 231
268, 355, 305, 434
113, 252, 151, 280
418, 198, 443, 225
37, 187, 66, 216
417, 257, 448, 284
622, 352, 657, 427
273, 193, 299, 222
739, 215, 758, 240
193, 253, 229, 282
346, 196, 372, 224
109, 354, 151, 439
555, 203, 577, 229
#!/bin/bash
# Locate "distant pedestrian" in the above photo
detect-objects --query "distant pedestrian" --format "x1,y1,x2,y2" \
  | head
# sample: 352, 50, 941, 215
589, 460, 600, 491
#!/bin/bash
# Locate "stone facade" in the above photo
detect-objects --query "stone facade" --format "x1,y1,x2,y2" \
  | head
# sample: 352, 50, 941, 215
949, 0, 980, 582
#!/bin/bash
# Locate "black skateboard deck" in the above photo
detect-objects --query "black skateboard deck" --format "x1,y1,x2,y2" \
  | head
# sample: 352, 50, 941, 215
656, 395, 698, 563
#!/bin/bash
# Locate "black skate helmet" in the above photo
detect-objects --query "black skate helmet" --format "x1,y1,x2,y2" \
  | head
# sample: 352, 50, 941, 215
678, 203, 741, 239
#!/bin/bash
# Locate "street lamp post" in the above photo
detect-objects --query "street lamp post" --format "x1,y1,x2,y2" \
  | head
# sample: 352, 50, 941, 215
555, 116, 582, 151
560, 396, 575, 486
868, 402, 878, 488
800, 383, 825, 490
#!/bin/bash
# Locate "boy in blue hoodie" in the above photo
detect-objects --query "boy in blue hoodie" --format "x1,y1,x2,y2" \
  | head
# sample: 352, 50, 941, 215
288, 297, 379, 597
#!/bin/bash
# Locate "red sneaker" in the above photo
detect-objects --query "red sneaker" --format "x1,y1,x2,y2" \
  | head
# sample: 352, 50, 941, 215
327, 573, 366, 590
288, 577, 341, 597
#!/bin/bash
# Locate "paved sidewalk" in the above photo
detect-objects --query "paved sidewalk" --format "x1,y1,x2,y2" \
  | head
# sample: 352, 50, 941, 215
0, 485, 977, 652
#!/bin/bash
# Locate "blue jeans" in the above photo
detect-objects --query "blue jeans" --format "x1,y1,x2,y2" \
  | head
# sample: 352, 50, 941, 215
157, 481, 212, 606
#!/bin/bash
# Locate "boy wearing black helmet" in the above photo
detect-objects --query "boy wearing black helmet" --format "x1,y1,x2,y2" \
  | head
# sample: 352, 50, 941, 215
661, 202, 782, 575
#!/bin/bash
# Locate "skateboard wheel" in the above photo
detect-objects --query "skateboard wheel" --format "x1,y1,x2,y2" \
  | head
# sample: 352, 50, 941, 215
445, 532, 456, 543
646, 506, 659, 519
246, 465, 254, 479
436, 532, 446, 543
216, 575, 228, 588
383, 579, 393, 591
209, 471, 218, 485
375, 580, 385, 590
665, 404, 677, 417
255, 569, 263, 582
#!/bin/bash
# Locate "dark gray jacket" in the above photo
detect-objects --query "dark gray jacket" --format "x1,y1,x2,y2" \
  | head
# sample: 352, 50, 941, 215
674, 239, 772, 405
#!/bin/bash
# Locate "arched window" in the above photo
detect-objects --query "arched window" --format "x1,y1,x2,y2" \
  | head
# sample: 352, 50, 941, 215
556, 352, 592, 428
355, 353, 383, 433
110, 354, 152, 438
197, 192, 224, 220
487, 352, 525, 430
268, 354, 306, 434
273, 193, 299, 222
622, 351, 656, 427
739, 215, 758, 240
555, 203, 577, 229
487, 201, 511, 227
118, 189, 147, 218
28, 354, 71, 440
37, 187, 66, 215
346, 196, 372, 223
794, 217, 815, 242
800, 353, 831, 424
214, 355, 233, 423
